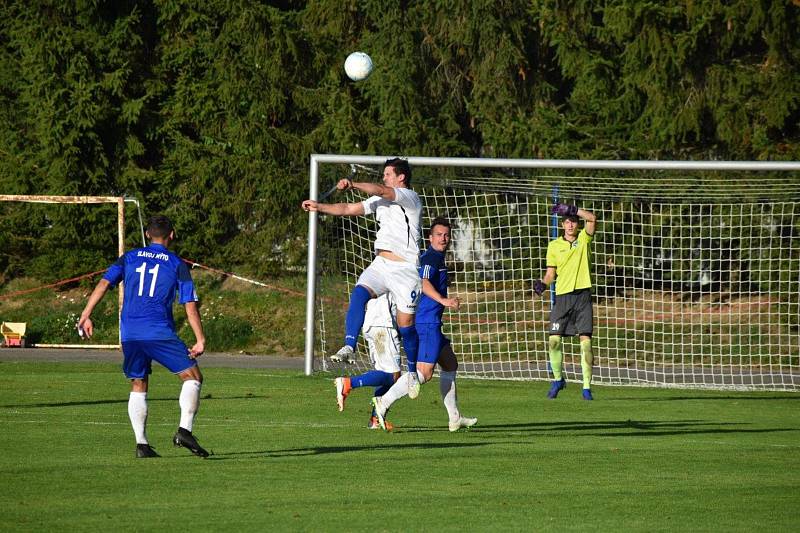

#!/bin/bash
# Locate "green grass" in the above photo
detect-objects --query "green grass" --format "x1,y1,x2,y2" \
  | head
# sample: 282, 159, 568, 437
1, 361, 799, 531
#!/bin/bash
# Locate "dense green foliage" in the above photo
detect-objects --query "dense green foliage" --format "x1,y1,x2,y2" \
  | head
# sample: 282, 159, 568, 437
1, 1, 798, 281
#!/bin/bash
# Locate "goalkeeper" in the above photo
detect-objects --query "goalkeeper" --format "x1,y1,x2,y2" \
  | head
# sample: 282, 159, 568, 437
334, 293, 401, 430
533, 203, 597, 400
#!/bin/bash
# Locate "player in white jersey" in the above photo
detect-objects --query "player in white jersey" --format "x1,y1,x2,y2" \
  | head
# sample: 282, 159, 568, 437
362, 294, 402, 376
334, 293, 402, 429
302, 158, 423, 397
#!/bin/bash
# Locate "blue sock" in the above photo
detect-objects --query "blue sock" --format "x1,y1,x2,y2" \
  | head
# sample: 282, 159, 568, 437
351, 370, 395, 389
398, 324, 419, 373
344, 285, 371, 348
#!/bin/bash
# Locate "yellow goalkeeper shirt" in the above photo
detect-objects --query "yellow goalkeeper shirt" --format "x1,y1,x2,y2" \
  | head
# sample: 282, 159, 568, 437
546, 229, 593, 296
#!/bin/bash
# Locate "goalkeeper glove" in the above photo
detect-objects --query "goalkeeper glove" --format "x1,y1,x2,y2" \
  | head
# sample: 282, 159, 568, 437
533, 279, 547, 296
552, 203, 578, 217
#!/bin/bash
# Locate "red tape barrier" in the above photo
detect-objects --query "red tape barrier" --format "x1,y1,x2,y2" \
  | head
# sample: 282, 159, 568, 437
0, 260, 347, 307
0, 270, 106, 300
180, 257, 308, 298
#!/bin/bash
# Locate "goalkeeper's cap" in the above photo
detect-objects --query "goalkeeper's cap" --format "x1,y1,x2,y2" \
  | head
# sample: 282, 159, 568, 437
562, 214, 579, 222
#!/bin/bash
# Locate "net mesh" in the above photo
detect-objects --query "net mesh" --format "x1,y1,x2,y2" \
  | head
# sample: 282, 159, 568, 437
313, 164, 800, 391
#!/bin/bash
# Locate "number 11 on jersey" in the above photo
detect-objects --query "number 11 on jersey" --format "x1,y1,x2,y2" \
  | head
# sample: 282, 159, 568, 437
135, 262, 160, 297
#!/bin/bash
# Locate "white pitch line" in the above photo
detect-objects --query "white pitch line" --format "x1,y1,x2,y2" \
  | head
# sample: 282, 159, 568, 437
221, 372, 300, 378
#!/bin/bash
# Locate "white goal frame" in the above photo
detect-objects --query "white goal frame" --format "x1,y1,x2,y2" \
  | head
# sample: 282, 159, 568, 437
0, 195, 129, 349
304, 155, 800, 391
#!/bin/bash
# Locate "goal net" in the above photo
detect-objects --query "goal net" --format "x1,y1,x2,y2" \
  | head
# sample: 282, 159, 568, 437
305, 156, 800, 391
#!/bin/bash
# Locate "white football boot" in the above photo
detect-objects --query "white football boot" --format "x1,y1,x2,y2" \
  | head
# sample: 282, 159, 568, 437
330, 345, 355, 364
448, 416, 478, 432
407, 371, 421, 400
371, 397, 388, 432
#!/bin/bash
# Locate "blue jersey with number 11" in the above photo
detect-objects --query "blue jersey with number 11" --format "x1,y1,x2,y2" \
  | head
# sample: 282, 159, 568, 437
103, 243, 198, 342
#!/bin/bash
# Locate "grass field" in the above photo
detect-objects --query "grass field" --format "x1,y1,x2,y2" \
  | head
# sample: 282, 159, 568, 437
1, 360, 799, 531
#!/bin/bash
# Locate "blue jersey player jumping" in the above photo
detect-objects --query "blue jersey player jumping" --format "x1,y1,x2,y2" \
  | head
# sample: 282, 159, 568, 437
78, 215, 210, 458
372, 217, 477, 432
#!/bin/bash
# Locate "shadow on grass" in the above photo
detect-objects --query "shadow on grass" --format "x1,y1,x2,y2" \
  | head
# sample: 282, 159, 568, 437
0, 394, 271, 409
452, 419, 799, 438
458, 419, 717, 431
202, 420, 800, 461
0, 398, 141, 409
206, 441, 492, 460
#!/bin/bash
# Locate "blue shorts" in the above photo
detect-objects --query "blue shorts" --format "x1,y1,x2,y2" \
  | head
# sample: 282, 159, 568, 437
416, 323, 450, 365
122, 339, 196, 379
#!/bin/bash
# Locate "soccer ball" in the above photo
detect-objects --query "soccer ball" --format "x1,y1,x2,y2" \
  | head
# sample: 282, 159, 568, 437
344, 52, 373, 82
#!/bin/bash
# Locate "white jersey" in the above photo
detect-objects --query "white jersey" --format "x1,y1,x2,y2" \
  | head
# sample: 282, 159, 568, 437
362, 187, 422, 265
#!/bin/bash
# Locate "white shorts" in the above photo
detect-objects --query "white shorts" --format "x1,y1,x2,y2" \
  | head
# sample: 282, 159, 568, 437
357, 256, 421, 315
363, 325, 401, 373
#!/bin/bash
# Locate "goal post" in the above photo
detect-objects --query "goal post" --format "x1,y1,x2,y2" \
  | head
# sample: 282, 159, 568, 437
304, 155, 800, 391
0, 195, 126, 349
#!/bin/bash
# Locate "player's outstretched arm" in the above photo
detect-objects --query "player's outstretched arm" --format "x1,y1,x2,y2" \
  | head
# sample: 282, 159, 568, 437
301, 199, 364, 216
78, 278, 112, 338
184, 301, 206, 358
351, 181, 396, 201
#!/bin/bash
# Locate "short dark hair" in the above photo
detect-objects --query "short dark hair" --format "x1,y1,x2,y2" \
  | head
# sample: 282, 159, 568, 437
562, 214, 579, 223
146, 215, 174, 239
429, 216, 451, 235
384, 157, 412, 187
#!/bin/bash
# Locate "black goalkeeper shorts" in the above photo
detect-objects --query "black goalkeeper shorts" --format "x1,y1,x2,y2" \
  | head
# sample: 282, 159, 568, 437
548, 288, 593, 337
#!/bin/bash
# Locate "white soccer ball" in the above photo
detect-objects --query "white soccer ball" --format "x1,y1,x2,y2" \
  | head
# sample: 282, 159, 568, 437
344, 52, 373, 81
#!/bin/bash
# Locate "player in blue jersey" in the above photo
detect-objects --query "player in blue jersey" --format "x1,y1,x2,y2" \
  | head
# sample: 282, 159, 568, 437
372, 217, 477, 432
78, 215, 210, 458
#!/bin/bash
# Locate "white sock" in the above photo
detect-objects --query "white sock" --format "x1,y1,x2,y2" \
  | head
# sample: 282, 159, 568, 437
379, 373, 410, 411
128, 392, 149, 444
439, 371, 460, 422
179, 380, 202, 432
